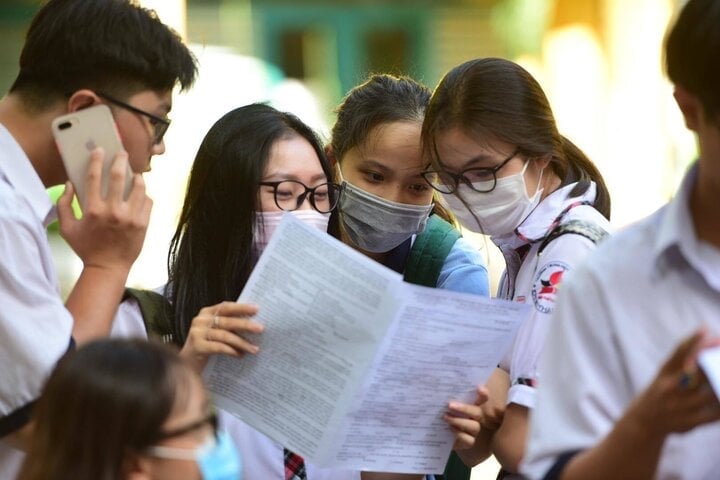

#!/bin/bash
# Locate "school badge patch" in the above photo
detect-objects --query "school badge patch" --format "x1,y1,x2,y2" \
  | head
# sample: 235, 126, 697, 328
531, 261, 570, 314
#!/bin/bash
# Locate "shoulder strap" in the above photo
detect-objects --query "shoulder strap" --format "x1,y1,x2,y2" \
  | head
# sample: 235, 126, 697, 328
404, 215, 461, 287
537, 218, 609, 256
123, 288, 176, 345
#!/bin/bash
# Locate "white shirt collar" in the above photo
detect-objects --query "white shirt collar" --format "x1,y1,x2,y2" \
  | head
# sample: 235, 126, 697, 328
0, 123, 56, 227
653, 163, 720, 291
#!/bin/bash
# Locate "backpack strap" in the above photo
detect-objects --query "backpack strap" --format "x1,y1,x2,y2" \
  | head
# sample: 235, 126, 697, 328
537, 219, 609, 256
403, 215, 462, 287
123, 288, 176, 345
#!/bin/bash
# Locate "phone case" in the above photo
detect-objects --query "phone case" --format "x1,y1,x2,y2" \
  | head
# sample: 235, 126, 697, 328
51, 104, 132, 208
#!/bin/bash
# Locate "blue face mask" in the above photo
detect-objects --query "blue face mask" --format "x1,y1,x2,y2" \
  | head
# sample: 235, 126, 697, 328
197, 431, 243, 480
147, 430, 242, 480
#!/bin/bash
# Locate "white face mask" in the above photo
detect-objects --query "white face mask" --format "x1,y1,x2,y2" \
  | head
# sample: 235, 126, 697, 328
443, 159, 543, 237
253, 210, 330, 256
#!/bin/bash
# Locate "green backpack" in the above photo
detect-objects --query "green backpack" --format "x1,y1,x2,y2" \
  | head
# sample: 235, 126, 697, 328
122, 287, 176, 345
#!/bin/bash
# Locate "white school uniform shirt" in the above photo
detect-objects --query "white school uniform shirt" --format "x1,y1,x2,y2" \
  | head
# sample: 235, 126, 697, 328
494, 182, 611, 409
522, 165, 720, 480
112, 297, 361, 480
0, 124, 74, 478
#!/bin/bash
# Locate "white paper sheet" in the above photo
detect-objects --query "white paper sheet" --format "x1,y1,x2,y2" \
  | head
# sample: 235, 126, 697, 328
204, 215, 402, 459
204, 214, 530, 473
699, 345, 720, 397
325, 284, 525, 472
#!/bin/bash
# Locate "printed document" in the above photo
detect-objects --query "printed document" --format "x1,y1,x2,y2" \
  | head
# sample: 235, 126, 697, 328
204, 214, 529, 473
699, 345, 720, 397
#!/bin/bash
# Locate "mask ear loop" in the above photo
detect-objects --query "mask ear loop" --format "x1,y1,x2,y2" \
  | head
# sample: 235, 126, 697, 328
512, 157, 547, 235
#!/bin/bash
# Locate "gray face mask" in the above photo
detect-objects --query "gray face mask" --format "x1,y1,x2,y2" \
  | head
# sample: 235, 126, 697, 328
338, 181, 433, 253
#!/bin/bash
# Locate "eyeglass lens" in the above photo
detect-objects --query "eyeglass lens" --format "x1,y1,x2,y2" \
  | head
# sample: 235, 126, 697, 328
271, 180, 339, 213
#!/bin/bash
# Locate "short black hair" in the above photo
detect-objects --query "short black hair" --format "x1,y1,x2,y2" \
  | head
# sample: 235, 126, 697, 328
10, 0, 197, 108
666, 0, 720, 121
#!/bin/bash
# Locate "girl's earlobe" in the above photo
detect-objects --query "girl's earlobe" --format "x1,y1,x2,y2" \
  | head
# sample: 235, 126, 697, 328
535, 154, 553, 170
325, 145, 337, 167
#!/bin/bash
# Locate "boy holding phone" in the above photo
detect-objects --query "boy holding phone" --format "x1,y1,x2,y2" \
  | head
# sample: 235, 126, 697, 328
0, 0, 196, 474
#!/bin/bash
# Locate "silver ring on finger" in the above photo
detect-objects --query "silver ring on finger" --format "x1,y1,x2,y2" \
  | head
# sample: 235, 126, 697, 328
212, 313, 220, 329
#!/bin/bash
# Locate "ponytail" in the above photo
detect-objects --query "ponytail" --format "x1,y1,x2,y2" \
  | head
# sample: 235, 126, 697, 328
558, 136, 611, 220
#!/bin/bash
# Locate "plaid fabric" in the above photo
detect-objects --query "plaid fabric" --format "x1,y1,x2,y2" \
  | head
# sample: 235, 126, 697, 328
284, 448, 307, 480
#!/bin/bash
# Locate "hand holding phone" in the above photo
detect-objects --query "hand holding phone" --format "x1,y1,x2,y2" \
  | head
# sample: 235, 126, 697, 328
52, 104, 133, 208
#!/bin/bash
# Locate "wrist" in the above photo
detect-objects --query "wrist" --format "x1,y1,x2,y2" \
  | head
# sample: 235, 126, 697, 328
179, 344, 208, 374
618, 397, 669, 444
81, 260, 132, 281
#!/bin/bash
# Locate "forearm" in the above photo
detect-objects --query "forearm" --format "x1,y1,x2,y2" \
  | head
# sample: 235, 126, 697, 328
455, 425, 494, 467
66, 264, 129, 343
491, 404, 528, 473
560, 408, 665, 480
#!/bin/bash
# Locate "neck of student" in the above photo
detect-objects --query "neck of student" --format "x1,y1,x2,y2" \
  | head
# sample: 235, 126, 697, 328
690, 154, 720, 248
0, 94, 67, 188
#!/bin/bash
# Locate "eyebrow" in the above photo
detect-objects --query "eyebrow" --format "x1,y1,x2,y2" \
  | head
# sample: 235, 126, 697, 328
361, 159, 427, 179
358, 159, 392, 174
263, 172, 328, 183
455, 153, 499, 170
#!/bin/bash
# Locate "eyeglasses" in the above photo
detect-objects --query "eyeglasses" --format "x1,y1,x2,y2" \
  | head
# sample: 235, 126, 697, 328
156, 410, 219, 441
146, 411, 219, 461
96, 91, 171, 145
421, 150, 519, 194
260, 180, 340, 213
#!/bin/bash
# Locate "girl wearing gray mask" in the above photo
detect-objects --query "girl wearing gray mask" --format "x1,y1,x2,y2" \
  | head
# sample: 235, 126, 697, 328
327, 74, 492, 480
420, 58, 612, 478
112, 104, 405, 480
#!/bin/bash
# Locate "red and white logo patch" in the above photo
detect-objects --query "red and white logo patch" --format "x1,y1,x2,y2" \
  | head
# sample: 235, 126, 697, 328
531, 261, 570, 314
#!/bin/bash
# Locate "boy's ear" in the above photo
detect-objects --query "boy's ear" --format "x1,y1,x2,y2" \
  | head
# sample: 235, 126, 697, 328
674, 86, 702, 132
66, 89, 102, 113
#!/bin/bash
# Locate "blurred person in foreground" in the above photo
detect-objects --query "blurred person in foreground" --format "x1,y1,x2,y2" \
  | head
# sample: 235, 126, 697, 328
522, 1, 720, 478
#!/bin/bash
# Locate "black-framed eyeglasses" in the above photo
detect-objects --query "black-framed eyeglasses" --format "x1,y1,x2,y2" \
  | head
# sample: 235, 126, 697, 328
421, 150, 519, 194
96, 91, 171, 146
260, 180, 340, 213
157, 410, 219, 441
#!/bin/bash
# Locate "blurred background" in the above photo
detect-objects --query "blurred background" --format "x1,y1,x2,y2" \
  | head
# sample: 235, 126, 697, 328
0, 0, 697, 476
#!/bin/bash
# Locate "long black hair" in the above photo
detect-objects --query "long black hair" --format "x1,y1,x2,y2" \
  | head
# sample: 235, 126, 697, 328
167, 103, 332, 343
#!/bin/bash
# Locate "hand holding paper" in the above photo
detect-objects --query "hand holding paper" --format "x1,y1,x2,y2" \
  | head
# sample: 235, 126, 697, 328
203, 214, 530, 473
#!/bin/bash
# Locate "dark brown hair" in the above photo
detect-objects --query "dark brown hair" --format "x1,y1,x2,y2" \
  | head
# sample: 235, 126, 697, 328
18, 339, 192, 480
666, 0, 720, 122
422, 58, 611, 220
